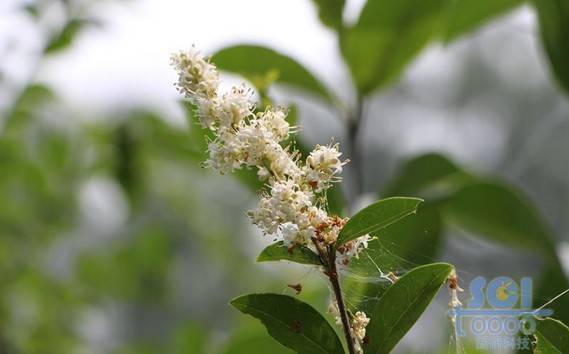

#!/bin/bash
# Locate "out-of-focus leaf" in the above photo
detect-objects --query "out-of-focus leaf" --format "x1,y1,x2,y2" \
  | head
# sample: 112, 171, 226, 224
533, 317, 569, 353
233, 168, 265, 192
364, 263, 453, 354
78, 229, 172, 302
341, 0, 447, 95
533, 0, 569, 94
326, 184, 346, 216
535, 260, 569, 326
113, 124, 142, 203
172, 322, 209, 354
337, 197, 423, 246
23, 4, 40, 18
382, 153, 475, 197
257, 241, 321, 265
213, 45, 333, 103
221, 321, 294, 354
222, 335, 294, 354
45, 19, 88, 54
5, 84, 55, 130
311, 0, 345, 31
442, 0, 524, 42
230, 293, 344, 354
441, 182, 556, 255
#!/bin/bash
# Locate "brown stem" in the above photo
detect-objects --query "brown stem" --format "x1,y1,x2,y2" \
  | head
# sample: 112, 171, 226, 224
328, 252, 356, 354
311, 238, 356, 354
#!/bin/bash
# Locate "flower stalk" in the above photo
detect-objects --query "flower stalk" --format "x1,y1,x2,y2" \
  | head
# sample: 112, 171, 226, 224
171, 46, 370, 353
328, 249, 358, 354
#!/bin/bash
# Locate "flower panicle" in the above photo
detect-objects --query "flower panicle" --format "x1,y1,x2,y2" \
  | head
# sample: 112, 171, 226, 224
171, 47, 370, 263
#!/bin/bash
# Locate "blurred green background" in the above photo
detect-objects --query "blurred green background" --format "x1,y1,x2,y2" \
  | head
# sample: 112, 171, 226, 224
1, 0, 568, 353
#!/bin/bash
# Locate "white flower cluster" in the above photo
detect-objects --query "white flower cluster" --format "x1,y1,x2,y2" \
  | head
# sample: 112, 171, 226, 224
329, 301, 370, 354
351, 311, 370, 354
171, 47, 370, 260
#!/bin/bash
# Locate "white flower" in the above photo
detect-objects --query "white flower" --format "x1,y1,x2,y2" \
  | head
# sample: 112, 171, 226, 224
218, 85, 254, 128
336, 234, 371, 266
328, 300, 342, 326
267, 146, 301, 179
257, 167, 271, 181
329, 301, 370, 354
249, 179, 314, 244
195, 97, 221, 129
171, 47, 219, 100
171, 47, 362, 258
258, 107, 290, 141
305, 143, 345, 192
351, 311, 370, 354
281, 222, 300, 247
307, 143, 344, 173
205, 139, 242, 174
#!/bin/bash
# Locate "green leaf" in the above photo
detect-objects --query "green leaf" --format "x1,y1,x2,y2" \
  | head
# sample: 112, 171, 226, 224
534, 318, 569, 353
222, 334, 294, 354
373, 202, 444, 266
337, 197, 423, 246
442, 0, 524, 42
5, 84, 56, 130
213, 45, 333, 103
230, 293, 344, 354
257, 241, 321, 266
311, 0, 345, 31
344, 203, 444, 314
172, 322, 209, 354
45, 19, 89, 54
364, 263, 453, 354
341, 0, 448, 95
532, 0, 569, 94
326, 184, 347, 217
535, 260, 569, 326
383, 153, 475, 197
441, 182, 556, 255
221, 319, 294, 354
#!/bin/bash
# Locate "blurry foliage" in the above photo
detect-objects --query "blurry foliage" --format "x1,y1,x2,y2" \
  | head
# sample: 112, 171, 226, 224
1, 0, 568, 353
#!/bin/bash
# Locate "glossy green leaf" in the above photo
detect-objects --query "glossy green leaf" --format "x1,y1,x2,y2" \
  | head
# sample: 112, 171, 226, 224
373, 202, 444, 266
341, 0, 447, 95
344, 203, 444, 314
364, 263, 453, 354
442, 0, 524, 42
257, 241, 321, 265
337, 197, 423, 246
383, 153, 475, 197
441, 182, 556, 255
230, 294, 344, 354
533, 0, 569, 94
311, 0, 345, 31
534, 318, 569, 353
213, 45, 333, 103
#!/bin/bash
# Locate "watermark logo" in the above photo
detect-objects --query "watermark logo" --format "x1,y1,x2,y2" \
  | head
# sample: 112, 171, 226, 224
451, 276, 553, 351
